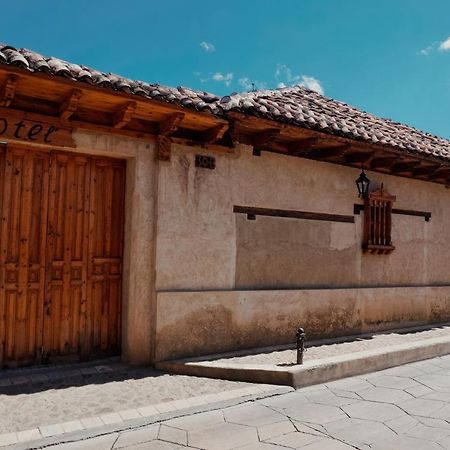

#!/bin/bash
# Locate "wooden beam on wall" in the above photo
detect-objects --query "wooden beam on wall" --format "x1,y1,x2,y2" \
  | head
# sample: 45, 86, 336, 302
412, 164, 442, 177
59, 89, 82, 121
156, 135, 172, 161
158, 112, 185, 136
113, 101, 137, 128
0, 74, 18, 107
201, 123, 229, 144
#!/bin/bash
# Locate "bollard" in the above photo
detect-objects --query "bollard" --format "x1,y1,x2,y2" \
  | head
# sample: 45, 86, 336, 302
296, 328, 306, 365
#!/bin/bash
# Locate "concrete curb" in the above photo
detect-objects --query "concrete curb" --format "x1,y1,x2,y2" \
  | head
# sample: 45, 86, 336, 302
157, 334, 450, 389
1, 385, 293, 449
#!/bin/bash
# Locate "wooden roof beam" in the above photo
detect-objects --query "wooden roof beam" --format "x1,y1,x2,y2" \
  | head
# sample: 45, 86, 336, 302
0, 74, 18, 107
428, 168, 450, 181
390, 161, 421, 174
412, 164, 442, 177
158, 112, 185, 136
59, 89, 82, 121
252, 128, 281, 147
288, 137, 319, 155
308, 145, 350, 159
369, 156, 398, 170
344, 151, 373, 164
200, 123, 229, 144
113, 101, 137, 128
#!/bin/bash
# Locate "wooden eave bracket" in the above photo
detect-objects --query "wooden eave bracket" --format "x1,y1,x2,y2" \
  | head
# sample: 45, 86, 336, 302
201, 123, 229, 144
113, 101, 137, 128
0, 74, 18, 107
157, 135, 172, 161
59, 89, 82, 121
158, 112, 185, 136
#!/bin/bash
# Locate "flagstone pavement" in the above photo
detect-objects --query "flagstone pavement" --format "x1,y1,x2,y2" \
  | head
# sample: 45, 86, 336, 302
42, 354, 450, 449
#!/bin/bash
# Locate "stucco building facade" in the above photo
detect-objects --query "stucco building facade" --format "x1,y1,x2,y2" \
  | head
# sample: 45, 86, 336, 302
0, 44, 450, 368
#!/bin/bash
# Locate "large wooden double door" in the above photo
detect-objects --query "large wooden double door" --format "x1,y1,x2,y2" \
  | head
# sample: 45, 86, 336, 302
0, 146, 125, 367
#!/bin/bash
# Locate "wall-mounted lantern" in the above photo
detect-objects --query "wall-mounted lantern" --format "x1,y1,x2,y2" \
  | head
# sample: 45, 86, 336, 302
355, 170, 371, 198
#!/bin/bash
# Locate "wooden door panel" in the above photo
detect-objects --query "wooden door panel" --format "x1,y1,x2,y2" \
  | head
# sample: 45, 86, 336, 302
85, 159, 125, 357
0, 147, 49, 366
0, 149, 125, 367
43, 153, 90, 360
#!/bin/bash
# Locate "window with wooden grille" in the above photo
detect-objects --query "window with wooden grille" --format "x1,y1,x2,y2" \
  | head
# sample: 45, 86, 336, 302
363, 188, 396, 254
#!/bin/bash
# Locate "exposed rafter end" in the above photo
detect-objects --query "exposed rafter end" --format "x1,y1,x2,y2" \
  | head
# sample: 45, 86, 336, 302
201, 123, 228, 144
113, 101, 137, 128
0, 74, 18, 107
156, 135, 172, 161
59, 89, 82, 121
159, 112, 185, 136
369, 156, 398, 170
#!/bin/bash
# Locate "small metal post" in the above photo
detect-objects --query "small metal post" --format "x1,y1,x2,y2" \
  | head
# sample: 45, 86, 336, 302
296, 328, 306, 365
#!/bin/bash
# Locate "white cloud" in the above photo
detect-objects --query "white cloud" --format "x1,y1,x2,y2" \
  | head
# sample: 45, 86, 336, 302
300, 75, 324, 95
439, 37, 450, 51
238, 77, 267, 91
275, 64, 324, 95
199, 72, 233, 86
419, 44, 435, 55
212, 72, 233, 86
200, 41, 215, 53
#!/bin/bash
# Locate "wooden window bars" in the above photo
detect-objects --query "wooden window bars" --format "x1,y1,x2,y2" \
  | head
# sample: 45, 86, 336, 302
363, 188, 396, 254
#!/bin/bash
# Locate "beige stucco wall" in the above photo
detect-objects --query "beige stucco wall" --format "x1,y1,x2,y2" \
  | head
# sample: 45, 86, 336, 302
155, 143, 450, 291
155, 286, 450, 361
56, 133, 450, 364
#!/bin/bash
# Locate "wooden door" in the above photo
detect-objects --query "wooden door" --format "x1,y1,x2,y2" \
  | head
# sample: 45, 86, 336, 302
85, 159, 125, 358
0, 146, 49, 366
0, 147, 125, 367
43, 153, 91, 361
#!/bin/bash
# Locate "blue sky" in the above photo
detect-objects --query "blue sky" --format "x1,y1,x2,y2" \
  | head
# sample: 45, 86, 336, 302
3, 1, 450, 138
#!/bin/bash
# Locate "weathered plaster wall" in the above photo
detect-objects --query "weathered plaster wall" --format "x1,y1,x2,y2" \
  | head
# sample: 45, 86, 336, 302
155, 144, 450, 291
155, 286, 450, 361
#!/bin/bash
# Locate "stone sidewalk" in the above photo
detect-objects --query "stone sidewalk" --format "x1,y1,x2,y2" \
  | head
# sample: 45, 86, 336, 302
0, 360, 262, 441
30, 354, 450, 449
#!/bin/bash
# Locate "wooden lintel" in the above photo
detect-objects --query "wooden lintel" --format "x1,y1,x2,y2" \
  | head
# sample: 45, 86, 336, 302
156, 135, 172, 161
0, 74, 18, 108
113, 101, 137, 128
308, 145, 350, 159
344, 151, 373, 164
288, 137, 319, 155
59, 89, 82, 121
369, 157, 398, 169
158, 112, 185, 136
252, 128, 281, 147
201, 123, 229, 144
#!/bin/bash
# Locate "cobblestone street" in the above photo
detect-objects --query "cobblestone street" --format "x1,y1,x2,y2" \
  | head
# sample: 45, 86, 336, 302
39, 355, 450, 450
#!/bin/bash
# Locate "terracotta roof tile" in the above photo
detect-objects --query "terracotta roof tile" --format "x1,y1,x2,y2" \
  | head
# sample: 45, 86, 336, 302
1, 43, 450, 163
217, 86, 450, 161
0, 44, 221, 114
